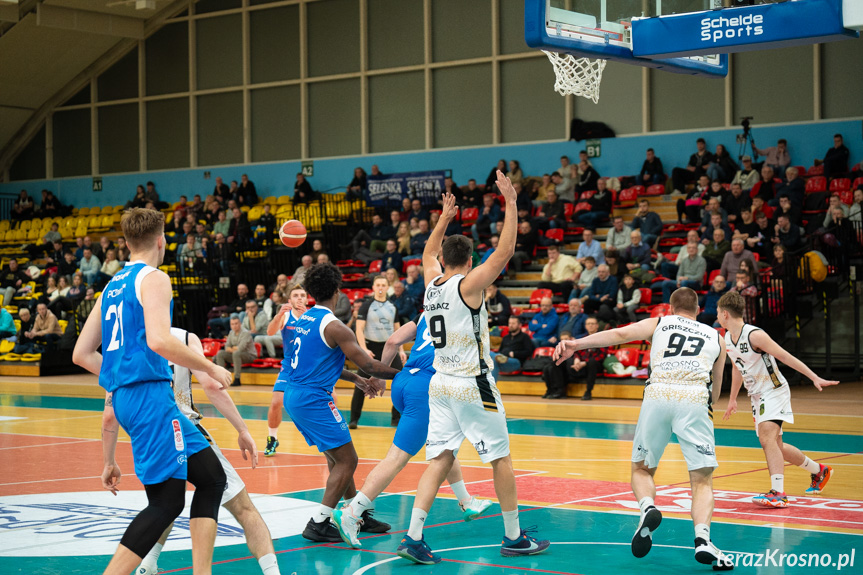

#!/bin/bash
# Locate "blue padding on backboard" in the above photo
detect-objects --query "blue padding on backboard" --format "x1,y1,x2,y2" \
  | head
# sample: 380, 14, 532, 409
632, 0, 858, 59
524, 0, 728, 77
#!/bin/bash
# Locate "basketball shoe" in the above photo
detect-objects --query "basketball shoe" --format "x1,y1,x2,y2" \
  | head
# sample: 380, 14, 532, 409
264, 436, 279, 457
631, 505, 662, 558
302, 517, 343, 542
332, 508, 362, 548
752, 489, 788, 508
695, 537, 734, 570
500, 527, 550, 557
459, 496, 493, 521
359, 509, 390, 533
805, 464, 833, 495
397, 535, 441, 564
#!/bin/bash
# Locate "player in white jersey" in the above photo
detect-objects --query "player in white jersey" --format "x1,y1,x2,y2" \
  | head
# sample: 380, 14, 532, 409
717, 291, 838, 508
133, 327, 281, 575
555, 288, 732, 570
396, 173, 550, 565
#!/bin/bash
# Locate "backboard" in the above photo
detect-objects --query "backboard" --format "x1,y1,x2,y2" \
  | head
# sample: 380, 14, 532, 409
525, 0, 729, 77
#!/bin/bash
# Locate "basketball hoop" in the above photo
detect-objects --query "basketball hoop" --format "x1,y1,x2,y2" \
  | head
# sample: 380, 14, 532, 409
542, 50, 606, 104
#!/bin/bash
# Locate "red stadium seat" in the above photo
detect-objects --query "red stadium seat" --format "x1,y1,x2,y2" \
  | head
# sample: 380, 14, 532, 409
805, 176, 827, 194
200, 338, 223, 358
839, 189, 854, 206
829, 178, 851, 193
617, 187, 638, 208
529, 288, 554, 305
544, 228, 564, 244
242, 343, 263, 367
461, 207, 479, 225
579, 190, 596, 200
792, 165, 807, 176
630, 185, 645, 197
645, 184, 665, 196
708, 269, 722, 284
564, 203, 575, 221
368, 260, 382, 273
510, 306, 522, 316
852, 177, 863, 190
402, 258, 421, 273
807, 164, 824, 176
636, 288, 653, 313
604, 348, 640, 378
521, 347, 556, 376
650, 304, 672, 318
574, 201, 591, 212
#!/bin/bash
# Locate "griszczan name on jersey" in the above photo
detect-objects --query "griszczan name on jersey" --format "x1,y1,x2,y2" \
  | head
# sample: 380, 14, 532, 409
701, 13, 763, 43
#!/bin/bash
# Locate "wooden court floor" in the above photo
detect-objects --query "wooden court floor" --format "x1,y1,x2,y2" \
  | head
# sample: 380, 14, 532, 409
1, 375, 861, 574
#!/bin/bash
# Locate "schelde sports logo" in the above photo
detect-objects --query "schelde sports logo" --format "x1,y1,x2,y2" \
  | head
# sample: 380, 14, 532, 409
700, 13, 763, 43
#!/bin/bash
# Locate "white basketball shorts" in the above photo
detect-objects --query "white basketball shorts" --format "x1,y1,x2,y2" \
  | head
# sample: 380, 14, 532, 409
425, 371, 510, 464
198, 423, 246, 505
750, 384, 794, 437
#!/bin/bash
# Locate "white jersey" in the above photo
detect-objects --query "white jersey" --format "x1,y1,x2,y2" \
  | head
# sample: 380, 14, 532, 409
168, 327, 202, 422
725, 323, 787, 396
646, 315, 723, 405
424, 273, 492, 378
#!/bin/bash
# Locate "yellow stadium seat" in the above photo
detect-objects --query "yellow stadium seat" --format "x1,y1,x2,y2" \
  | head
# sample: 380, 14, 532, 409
58, 320, 68, 332
0, 220, 9, 233
277, 195, 291, 204
111, 212, 122, 224
114, 205, 124, 212
15, 229, 26, 241
27, 228, 40, 241
89, 215, 102, 227
247, 206, 263, 220
240, 205, 251, 213
62, 216, 76, 229
165, 212, 173, 224
262, 196, 276, 205
19, 220, 31, 231
79, 207, 90, 216
101, 215, 113, 227
101, 206, 113, 214
30, 217, 40, 228
4, 230, 14, 243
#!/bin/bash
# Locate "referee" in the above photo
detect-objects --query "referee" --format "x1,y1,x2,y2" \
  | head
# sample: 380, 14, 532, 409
351, 274, 404, 428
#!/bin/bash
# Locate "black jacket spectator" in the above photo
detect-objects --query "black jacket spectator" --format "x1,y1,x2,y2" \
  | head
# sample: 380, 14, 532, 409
382, 250, 403, 272
639, 156, 664, 184
389, 290, 417, 324
823, 138, 850, 178
575, 165, 600, 194
486, 290, 511, 327
499, 329, 535, 363
237, 177, 258, 206
293, 176, 315, 204
776, 177, 805, 206
586, 189, 612, 214
515, 227, 538, 257
410, 231, 430, 255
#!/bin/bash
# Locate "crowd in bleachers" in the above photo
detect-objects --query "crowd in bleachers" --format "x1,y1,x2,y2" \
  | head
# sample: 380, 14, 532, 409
1, 132, 861, 396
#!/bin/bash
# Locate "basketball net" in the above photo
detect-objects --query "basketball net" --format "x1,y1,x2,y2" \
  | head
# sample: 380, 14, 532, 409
542, 50, 607, 104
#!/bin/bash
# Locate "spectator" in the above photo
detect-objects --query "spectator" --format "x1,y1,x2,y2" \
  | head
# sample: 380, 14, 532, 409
746, 210, 775, 260
485, 282, 511, 327
770, 244, 793, 282
460, 179, 484, 207
543, 317, 607, 400
12, 190, 34, 221
39, 190, 62, 217
409, 199, 430, 223
227, 207, 251, 245
369, 164, 385, 180
409, 219, 431, 257
731, 268, 758, 322
825, 205, 852, 239
703, 228, 731, 271
725, 182, 751, 224
0, 258, 29, 306
701, 211, 733, 244
394, 221, 411, 256
705, 179, 728, 209
30, 302, 61, 350
574, 159, 600, 195
623, 230, 651, 272
95, 249, 122, 289
671, 138, 714, 194
207, 283, 251, 337
506, 160, 524, 187
558, 298, 587, 340
614, 274, 642, 324
13, 307, 36, 354
79, 247, 101, 286
533, 190, 566, 231
380, 239, 404, 273
606, 216, 632, 252
538, 244, 581, 298
250, 283, 271, 319
186, 194, 204, 220
58, 251, 78, 279
822, 133, 850, 178
750, 165, 780, 202
568, 256, 598, 300
677, 174, 711, 224
352, 275, 403, 428
823, 194, 849, 228
750, 195, 774, 220
754, 138, 791, 178
76, 287, 97, 321
529, 297, 560, 347
639, 148, 665, 185
556, 155, 571, 178
697, 274, 728, 326
706, 144, 738, 184
774, 166, 805, 207
209, 233, 232, 276
479, 235, 508, 278
775, 196, 802, 227
699, 197, 728, 231
731, 155, 759, 192
471, 194, 502, 242
491, 316, 534, 374
535, 174, 556, 205
215, 316, 257, 387
268, 275, 290, 302
292, 255, 313, 287
293, 173, 316, 204
577, 179, 613, 227
213, 176, 230, 202
115, 237, 130, 262
580, 264, 618, 318
45, 240, 66, 267
576, 228, 604, 265
550, 172, 575, 203
242, 300, 268, 339
509, 220, 538, 275
661, 243, 706, 302
631, 199, 662, 247
389, 281, 416, 325
849, 188, 863, 222
383, 267, 400, 296
28, 222, 62, 258
237, 174, 258, 206
403, 264, 424, 302
772, 214, 803, 251
719, 239, 755, 281
604, 249, 623, 281
345, 167, 368, 202
124, 184, 147, 210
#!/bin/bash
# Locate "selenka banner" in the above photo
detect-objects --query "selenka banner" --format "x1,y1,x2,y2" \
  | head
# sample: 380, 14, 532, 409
366, 170, 447, 206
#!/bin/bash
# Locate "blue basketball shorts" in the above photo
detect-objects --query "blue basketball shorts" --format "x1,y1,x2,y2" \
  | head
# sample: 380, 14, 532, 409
273, 373, 289, 394
283, 386, 351, 452
112, 381, 209, 485
391, 368, 433, 456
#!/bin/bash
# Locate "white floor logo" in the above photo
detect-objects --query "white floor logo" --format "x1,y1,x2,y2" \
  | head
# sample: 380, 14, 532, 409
0, 491, 317, 557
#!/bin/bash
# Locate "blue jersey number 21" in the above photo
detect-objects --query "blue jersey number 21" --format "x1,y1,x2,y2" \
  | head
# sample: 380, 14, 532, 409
105, 302, 125, 352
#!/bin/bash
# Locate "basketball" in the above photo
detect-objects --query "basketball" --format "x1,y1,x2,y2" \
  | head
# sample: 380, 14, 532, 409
279, 219, 307, 248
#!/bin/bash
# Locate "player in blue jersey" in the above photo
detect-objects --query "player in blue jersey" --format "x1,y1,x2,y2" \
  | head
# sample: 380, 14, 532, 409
282, 262, 401, 543
263, 283, 307, 456
73, 208, 240, 575
333, 313, 493, 548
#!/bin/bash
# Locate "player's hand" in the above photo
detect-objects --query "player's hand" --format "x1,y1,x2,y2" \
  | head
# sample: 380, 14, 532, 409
723, 397, 737, 420
101, 463, 121, 495
208, 363, 234, 389
364, 349, 375, 359
496, 170, 517, 204
553, 339, 579, 364
812, 377, 839, 391
237, 429, 258, 469
278, 303, 291, 316
398, 350, 407, 365
368, 376, 386, 397
440, 192, 458, 222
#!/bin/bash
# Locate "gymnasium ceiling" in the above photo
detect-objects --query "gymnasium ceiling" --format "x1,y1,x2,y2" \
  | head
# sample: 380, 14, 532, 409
0, 0, 184, 170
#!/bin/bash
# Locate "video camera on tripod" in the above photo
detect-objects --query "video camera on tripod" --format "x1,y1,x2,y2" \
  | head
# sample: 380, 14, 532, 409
736, 116, 757, 162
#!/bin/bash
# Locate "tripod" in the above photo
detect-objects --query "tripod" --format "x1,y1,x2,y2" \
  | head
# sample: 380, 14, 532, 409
737, 128, 757, 163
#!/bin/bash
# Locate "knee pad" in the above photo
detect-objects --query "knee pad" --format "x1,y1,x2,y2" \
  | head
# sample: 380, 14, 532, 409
121, 478, 186, 558
186, 447, 227, 520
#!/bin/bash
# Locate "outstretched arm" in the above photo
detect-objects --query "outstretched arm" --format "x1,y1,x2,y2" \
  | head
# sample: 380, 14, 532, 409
326, 320, 400, 380
554, 318, 659, 365
749, 330, 839, 391
422, 194, 457, 285
382, 321, 418, 366
187, 333, 257, 468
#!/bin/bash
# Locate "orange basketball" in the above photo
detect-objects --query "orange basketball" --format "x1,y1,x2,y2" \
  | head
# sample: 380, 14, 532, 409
279, 219, 307, 248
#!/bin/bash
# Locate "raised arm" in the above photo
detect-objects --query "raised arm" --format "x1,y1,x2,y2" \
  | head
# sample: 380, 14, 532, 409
381, 320, 418, 366
422, 193, 457, 285
72, 295, 104, 375
325, 320, 400, 380
461, 171, 518, 299
141, 271, 233, 388
749, 330, 839, 391
187, 333, 257, 468
554, 317, 659, 365
711, 343, 727, 406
